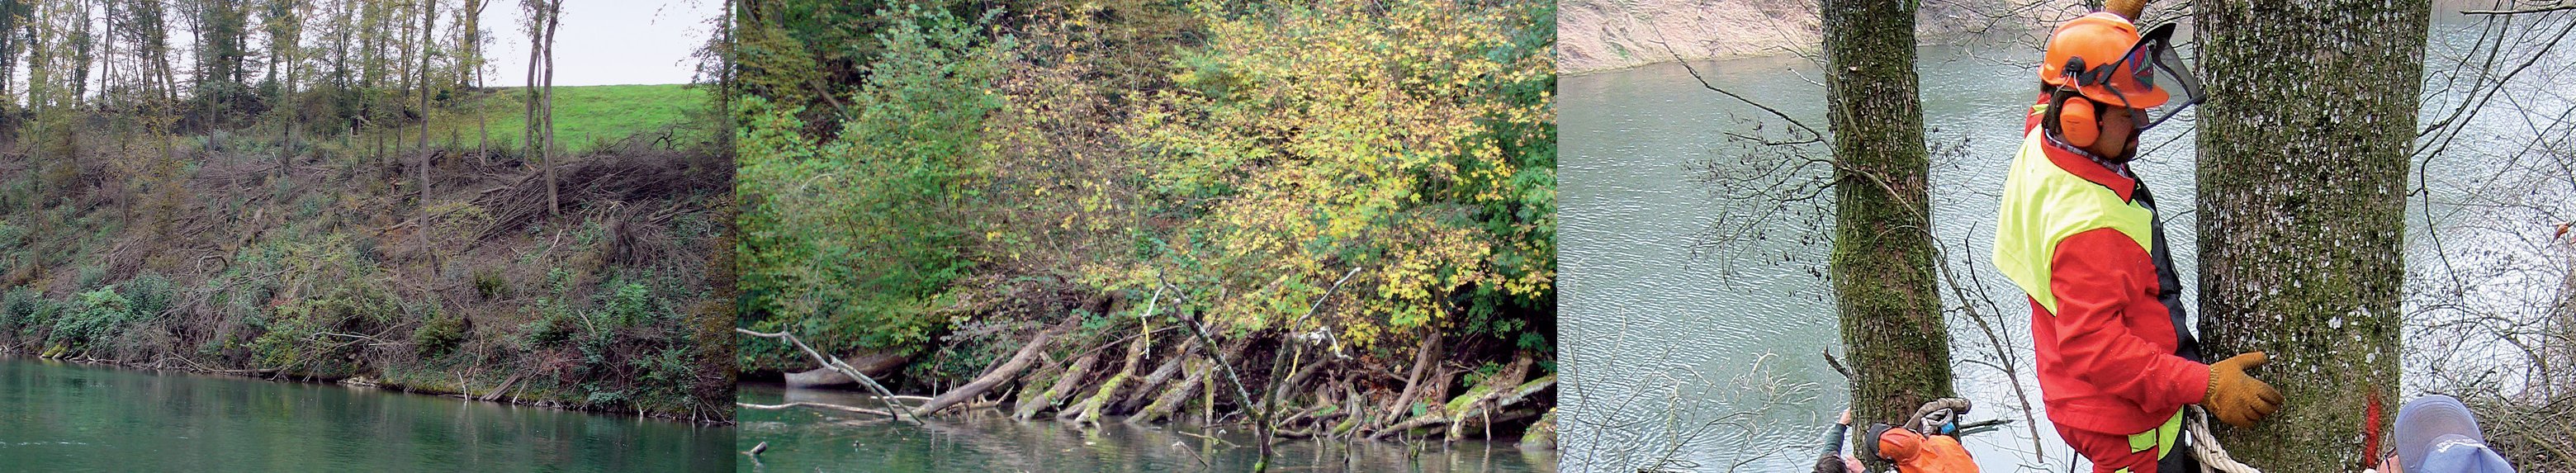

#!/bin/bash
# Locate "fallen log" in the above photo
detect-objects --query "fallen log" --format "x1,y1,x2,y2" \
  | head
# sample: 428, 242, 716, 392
1063, 335, 1149, 425
481, 374, 522, 401
736, 328, 915, 424
1367, 373, 1555, 441
1015, 349, 1098, 420
1129, 358, 1212, 425
1115, 338, 1200, 413
783, 351, 907, 388
1382, 330, 1444, 424
912, 315, 1077, 416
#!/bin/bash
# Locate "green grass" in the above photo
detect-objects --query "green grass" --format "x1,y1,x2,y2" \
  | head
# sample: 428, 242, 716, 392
421, 83, 713, 155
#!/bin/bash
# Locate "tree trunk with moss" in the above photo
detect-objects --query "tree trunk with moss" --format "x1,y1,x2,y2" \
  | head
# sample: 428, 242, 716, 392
1822, 0, 1953, 467
2194, 1, 2424, 471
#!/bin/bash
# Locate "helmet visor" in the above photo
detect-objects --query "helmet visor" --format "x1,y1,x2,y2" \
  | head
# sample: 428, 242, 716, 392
2123, 22, 2202, 130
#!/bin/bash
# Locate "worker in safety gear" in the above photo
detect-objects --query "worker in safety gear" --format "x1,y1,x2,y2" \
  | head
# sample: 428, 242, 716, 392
1868, 399, 1983, 473
1988, 10, 2285, 473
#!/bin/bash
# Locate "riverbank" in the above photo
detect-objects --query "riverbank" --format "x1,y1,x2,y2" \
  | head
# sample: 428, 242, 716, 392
0, 86, 735, 423
734, 0, 1556, 449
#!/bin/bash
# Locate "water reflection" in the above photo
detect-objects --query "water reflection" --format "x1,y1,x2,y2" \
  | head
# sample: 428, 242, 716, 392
737, 382, 1556, 472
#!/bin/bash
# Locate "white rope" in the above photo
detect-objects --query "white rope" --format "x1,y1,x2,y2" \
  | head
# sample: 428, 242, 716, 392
2189, 405, 2263, 473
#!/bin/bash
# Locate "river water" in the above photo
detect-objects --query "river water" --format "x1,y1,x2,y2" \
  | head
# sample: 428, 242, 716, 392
1560, 12, 2574, 473
0, 356, 732, 471
736, 382, 1558, 472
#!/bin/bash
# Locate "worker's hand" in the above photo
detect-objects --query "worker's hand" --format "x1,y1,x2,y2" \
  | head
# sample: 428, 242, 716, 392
1837, 409, 1851, 426
2203, 352, 2285, 428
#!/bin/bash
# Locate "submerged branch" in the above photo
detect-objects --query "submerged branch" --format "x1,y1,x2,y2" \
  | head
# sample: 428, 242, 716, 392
736, 328, 916, 424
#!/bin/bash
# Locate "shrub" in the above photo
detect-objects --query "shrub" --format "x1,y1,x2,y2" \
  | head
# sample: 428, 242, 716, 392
74, 265, 107, 290
413, 314, 468, 359
119, 272, 174, 320
602, 282, 654, 326
53, 287, 133, 348
472, 269, 509, 300
1, 286, 49, 333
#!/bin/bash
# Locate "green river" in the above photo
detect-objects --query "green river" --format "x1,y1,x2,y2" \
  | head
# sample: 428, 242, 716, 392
0, 356, 732, 471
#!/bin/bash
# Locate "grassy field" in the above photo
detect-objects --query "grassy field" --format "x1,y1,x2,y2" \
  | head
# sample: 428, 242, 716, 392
413, 83, 714, 155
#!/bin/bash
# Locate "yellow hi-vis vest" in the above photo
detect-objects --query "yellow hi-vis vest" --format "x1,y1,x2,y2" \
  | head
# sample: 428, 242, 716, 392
1990, 127, 2156, 314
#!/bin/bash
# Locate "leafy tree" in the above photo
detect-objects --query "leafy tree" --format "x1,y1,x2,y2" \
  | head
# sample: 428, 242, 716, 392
736, 6, 1015, 362
1123, 0, 1555, 351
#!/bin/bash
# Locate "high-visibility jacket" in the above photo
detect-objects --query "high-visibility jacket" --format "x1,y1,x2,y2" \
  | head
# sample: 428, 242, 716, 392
1991, 94, 2209, 437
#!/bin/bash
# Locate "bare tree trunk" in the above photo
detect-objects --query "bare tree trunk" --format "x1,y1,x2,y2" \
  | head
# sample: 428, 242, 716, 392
538, 0, 560, 216
418, 0, 436, 253
465, 0, 485, 163
1821, 0, 1953, 469
2194, 1, 2426, 470
520, 0, 539, 163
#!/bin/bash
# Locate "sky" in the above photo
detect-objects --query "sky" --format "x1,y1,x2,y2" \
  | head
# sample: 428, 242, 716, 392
476, 0, 719, 87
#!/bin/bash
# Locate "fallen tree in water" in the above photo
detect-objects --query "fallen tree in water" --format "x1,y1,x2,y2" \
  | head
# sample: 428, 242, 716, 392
741, 300, 1558, 447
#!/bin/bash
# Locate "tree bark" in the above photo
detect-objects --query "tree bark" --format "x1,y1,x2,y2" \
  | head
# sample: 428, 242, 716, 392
911, 316, 1076, 416
1014, 349, 1098, 420
1821, 0, 1953, 468
2195, 1, 2425, 470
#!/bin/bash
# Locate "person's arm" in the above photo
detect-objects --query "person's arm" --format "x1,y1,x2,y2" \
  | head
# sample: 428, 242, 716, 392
1819, 409, 1851, 456
2046, 229, 2212, 411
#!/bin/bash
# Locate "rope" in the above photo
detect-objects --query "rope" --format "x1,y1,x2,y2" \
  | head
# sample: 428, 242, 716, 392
2189, 405, 2263, 473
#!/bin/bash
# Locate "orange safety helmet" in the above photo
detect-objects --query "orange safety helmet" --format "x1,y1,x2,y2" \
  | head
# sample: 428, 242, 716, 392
2039, 12, 2168, 109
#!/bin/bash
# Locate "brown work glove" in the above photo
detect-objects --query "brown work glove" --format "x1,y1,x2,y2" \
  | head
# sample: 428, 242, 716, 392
2202, 352, 2285, 428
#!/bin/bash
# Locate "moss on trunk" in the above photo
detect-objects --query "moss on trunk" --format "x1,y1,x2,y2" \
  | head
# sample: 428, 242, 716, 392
2194, 1, 2427, 470
1822, 0, 1954, 467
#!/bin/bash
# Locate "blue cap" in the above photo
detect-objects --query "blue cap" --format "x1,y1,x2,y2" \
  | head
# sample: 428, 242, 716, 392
2395, 395, 2517, 473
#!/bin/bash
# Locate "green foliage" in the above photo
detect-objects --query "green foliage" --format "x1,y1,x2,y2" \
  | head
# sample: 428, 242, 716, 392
119, 272, 175, 321
1, 286, 52, 336
736, 6, 1017, 361
412, 314, 468, 359
603, 282, 656, 326
244, 235, 400, 372
1120, 0, 1557, 348
472, 269, 509, 300
733, 1, 1558, 381
52, 286, 131, 350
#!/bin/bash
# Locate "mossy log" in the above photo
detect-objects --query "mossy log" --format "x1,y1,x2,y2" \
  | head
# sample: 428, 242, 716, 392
1063, 335, 1149, 425
1129, 357, 1211, 425
1013, 349, 1098, 420
1114, 338, 1199, 413
912, 315, 1077, 416
1367, 373, 1555, 440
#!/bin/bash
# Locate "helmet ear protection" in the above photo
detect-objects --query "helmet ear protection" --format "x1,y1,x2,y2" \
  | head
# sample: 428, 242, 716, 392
2057, 92, 2098, 148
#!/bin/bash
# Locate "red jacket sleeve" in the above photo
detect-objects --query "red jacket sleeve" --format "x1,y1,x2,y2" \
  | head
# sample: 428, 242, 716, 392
2047, 228, 2212, 410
